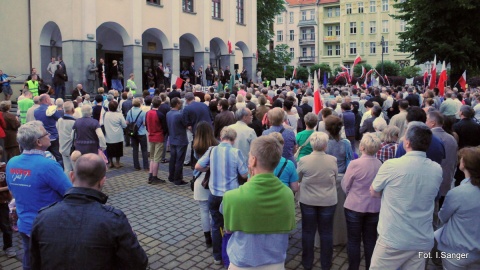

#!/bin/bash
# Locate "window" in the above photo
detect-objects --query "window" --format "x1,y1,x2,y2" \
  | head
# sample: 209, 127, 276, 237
358, 2, 364, 13
346, 4, 352, 14
350, 42, 357, 54
302, 29, 307, 40
183, 0, 194, 12
290, 48, 294, 58
147, 0, 161, 5
310, 10, 315, 20
327, 8, 333, 17
327, 26, 333, 36
383, 41, 389, 53
302, 47, 307, 57
370, 21, 376, 33
301, 11, 307, 21
399, 20, 406, 32
327, 45, 333, 56
310, 29, 315, 40
289, 30, 295, 41
311, 47, 315, 57
335, 44, 341, 55
382, 0, 388, 11
236, 0, 244, 24
335, 25, 341, 36
370, 0, 376, 12
335, 7, 340, 16
277, 31, 283, 41
350, 22, 357, 34
370, 42, 376, 54
382, 20, 389, 32
277, 14, 283, 24
289, 12, 294, 23
360, 22, 364, 34
212, 0, 221, 18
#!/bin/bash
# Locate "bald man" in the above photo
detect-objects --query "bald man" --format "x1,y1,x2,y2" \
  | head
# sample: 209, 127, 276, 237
30, 154, 148, 269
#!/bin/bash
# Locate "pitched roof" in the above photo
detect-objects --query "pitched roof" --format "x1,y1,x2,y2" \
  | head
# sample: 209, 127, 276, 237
319, 0, 339, 3
285, 0, 317, 6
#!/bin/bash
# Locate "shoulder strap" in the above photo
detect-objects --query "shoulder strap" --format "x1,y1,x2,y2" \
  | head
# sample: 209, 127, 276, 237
276, 159, 288, 178
279, 127, 285, 134
300, 134, 312, 148
133, 110, 142, 125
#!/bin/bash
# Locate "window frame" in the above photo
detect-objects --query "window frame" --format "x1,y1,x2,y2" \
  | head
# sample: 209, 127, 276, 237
302, 47, 308, 57
383, 41, 389, 53
370, 0, 376, 12
236, 0, 244, 24
370, 21, 376, 34
310, 47, 315, 57
327, 45, 333, 56
382, 0, 389, 11
327, 8, 333, 18
212, 0, 221, 19
370, 42, 376, 54
310, 10, 315, 20
346, 3, 352, 14
335, 25, 341, 36
290, 47, 295, 58
382, 20, 389, 33
335, 44, 341, 56
289, 12, 294, 23
289, 30, 295, 41
147, 0, 161, 6
183, 0, 194, 13
399, 20, 406, 32
301, 11, 307, 21
335, 7, 340, 16
358, 2, 364, 13
327, 26, 333, 36
350, 22, 357, 34
277, 30, 283, 42
350, 42, 357, 55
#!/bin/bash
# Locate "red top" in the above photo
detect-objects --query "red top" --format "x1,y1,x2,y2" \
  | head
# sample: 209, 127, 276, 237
0, 112, 6, 138
146, 109, 165, 143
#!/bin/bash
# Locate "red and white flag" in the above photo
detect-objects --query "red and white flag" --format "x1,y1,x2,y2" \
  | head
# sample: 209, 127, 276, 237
457, 70, 467, 91
340, 64, 351, 83
351, 54, 362, 77
292, 67, 297, 80
437, 61, 447, 96
359, 66, 366, 79
429, 55, 437, 89
228, 41, 232, 54
313, 70, 323, 114
384, 75, 390, 86
102, 72, 107, 86
355, 82, 360, 89
423, 70, 428, 86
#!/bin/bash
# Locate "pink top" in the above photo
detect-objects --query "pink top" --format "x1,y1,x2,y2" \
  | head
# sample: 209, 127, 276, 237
341, 155, 382, 213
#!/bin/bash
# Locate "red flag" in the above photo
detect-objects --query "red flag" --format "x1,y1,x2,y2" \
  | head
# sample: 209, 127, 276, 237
313, 90, 323, 115
175, 77, 184, 88
359, 66, 366, 79
437, 61, 447, 96
423, 71, 428, 86
429, 55, 437, 89
355, 82, 360, 89
351, 55, 362, 78
102, 72, 107, 86
228, 41, 232, 54
384, 75, 390, 86
340, 65, 351, 83
292, 67, 297, 79
458, 70, 467, 90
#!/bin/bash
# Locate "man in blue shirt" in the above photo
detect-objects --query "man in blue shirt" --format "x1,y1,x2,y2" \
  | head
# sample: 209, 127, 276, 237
148, 81, 155, 96
166, 97, 189, 186
126, 98, 148, 170
34, 94, 64, 167
6, 121, 72, 270
0, 69, 15, 101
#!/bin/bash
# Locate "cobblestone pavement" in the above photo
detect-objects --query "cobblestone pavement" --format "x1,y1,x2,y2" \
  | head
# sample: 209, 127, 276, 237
0, 146, 442, 270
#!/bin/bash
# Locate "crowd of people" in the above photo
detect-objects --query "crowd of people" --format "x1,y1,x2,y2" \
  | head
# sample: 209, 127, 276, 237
0, 74, 479, 270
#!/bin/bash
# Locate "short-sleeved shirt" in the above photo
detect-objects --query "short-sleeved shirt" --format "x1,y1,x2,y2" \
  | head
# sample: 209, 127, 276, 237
273, 157, 298, 187
263, 126, 297, 165
295, 129, 314, 161
126, 107, 146, 136
197, 142, 248, 197
371, 151, 442, 251
166, 110, 188, 146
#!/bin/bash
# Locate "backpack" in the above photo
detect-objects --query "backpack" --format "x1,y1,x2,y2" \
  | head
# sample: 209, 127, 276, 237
126, 110, 142, 137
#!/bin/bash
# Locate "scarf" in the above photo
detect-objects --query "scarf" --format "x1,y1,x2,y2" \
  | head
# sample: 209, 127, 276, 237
223, 173, 296, 234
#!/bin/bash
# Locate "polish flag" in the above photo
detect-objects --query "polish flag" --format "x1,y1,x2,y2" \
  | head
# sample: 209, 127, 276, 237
437, 61, 447, 96
457, 70, 467, 91
292, 67, 297, 79
351, 54, 362, 77
359, 66, 366, 79
313, 70, 323, 114
102, 72, 107, 86
429, 55, 437, 89
340, 64, 351, 83
228, 41, 233, 54
355, 82, 361, 89
423, 70, 428, 86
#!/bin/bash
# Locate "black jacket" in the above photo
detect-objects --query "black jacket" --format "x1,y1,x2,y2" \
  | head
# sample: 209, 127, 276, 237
31, 187, 148, 270
453, 118, 480, 149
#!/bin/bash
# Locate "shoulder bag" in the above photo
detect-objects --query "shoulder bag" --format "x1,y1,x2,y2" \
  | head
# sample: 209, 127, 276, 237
294, 134, 312, 160
201, 147, 215, 189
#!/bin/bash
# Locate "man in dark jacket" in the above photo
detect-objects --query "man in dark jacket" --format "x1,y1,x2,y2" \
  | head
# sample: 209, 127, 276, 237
30, 154, 148, 270
205, 64, 214, 86
360, 105, 382, 135
405, 88, 420, 107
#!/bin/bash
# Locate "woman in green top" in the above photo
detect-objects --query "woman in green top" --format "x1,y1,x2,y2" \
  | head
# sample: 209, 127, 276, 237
295, 112, 318, 161
126, 73, 137, 95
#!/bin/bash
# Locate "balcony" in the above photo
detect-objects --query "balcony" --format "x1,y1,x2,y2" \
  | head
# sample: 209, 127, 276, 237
299, 39, 316, 45
299, 56, 316, 63
298, 19, 317, 26
323, 36, 340, 42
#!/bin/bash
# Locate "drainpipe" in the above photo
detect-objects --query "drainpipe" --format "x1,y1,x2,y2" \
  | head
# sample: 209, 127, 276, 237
28, 0, 33, 71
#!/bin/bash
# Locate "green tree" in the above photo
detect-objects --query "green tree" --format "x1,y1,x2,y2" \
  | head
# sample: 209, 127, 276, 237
296, 66, 309, 82
353, 63, 373, 78
257, 0, 285, 49
399, 65, 421, 78
393, 0, 480, 82
258, 44, 292, 80
309, 63, 332, 78
375, 61, 400, 76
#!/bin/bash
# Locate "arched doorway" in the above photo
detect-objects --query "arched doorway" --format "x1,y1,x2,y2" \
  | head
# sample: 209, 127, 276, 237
39, 22, 62, 84
142, 28, 169, 89
96, 22, 129, 89
235, 41, 252, 83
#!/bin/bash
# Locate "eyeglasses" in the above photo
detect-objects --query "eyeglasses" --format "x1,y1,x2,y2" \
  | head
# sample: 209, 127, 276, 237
37, 132, 50, 140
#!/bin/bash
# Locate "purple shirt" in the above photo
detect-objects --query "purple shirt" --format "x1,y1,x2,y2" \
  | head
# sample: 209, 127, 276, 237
341, 155, 382, 213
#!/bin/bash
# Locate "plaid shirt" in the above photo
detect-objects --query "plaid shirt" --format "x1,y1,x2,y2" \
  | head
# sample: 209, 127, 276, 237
376, 142, 398, 163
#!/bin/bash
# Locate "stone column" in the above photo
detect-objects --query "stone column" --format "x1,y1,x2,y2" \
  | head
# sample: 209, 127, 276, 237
163, 48, 180, 85
221, 54, 236, 75
62, 40, 96, 95
195, 51, 210, 86
243, 56, 256, 83
123, 45, 143, 92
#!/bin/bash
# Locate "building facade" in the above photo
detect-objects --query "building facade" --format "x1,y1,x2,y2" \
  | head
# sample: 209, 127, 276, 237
0, 0, 257, 97
274, 0, 410, 71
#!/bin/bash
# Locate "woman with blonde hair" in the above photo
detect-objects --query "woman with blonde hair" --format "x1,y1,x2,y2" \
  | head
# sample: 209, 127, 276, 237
376, 125, 400, 163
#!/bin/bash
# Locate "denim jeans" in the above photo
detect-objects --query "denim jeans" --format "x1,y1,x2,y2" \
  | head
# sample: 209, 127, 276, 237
131, 135, 149, 169
344, 208, 378, 270
20, 232, 31, 270
168, 144, 187, 183
55, 85, 65, 100
161, 135, 169, 160
208, 194, 224, 261
198, 200, 211, 232
301, 203, 336, 270
0, 203, 12, 250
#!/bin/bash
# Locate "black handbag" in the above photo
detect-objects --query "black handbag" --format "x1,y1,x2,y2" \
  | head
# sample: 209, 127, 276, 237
200, 147, 215, 189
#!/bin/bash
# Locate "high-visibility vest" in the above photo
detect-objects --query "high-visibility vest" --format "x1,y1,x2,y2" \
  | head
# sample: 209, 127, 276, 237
27, 80, 39, 96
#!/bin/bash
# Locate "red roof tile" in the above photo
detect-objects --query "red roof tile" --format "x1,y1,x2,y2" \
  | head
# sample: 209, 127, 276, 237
285, 0, 318, 6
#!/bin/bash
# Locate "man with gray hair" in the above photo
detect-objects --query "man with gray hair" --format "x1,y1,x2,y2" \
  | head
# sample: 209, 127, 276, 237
195, 127, 248, 265
34, 94, 63, 166
228, 108, 256, 163
26, 95, 41, 123
56, 101, 76, 176
370, 122, 442, 270
86, 58, 98, 94
6, 121, 72, 269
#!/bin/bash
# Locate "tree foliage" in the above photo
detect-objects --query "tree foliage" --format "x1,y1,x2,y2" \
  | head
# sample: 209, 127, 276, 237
258, 44, 292, 80
257, 0, 285, 49
375, 61, 401, 76
399, 65, 421, 78
393, 0, 480, 81
296, 67, 309, 82
309, 63, 332, 79
353, 63, 373, 77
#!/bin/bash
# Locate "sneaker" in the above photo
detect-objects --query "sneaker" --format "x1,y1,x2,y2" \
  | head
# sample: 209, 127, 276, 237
175, 181, 189, 186
148, 176, 153, 184
151, 176, 166, 184
5, 247, 16, 258
213, 259, 222, 265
